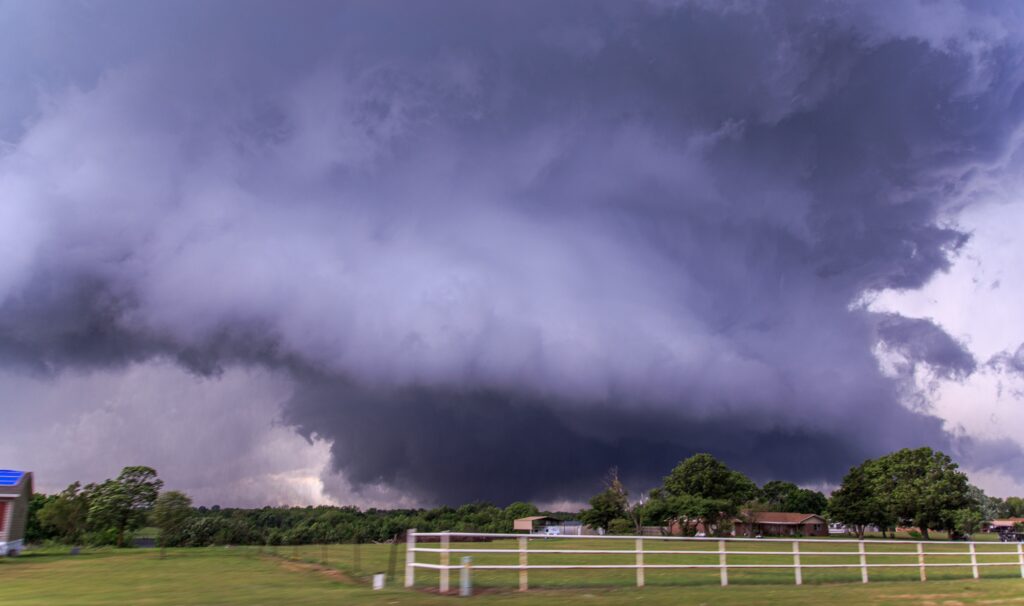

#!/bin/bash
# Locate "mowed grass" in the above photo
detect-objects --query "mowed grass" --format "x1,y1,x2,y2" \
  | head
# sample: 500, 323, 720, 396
2, 538, 1024, 605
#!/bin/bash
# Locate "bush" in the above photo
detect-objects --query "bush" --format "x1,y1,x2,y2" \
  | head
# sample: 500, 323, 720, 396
908, 530, 922, 540
607, 518, 633, 535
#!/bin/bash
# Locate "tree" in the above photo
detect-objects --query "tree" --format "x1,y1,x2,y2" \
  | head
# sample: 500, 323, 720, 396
1002, 496, 1024, 518
26, 493, 58, 543
867, 448, 970, 540
579, 468, 629, 532
967, 485, 1002, 521
650, 454, 756, 535
952, 508, 983, 538
152, 491, 194, 550
89, 466, 164, 547
758, 481, 828, 514
37, 482, 91, 543
828, 465, 891, 540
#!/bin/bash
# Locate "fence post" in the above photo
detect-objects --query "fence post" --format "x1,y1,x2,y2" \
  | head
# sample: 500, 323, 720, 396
519, 536, 528, 592
859, 540, 869, 583
969, 541, 979, 580
719, 539, 728, 587
635, 538, 644, 588
440, 532, 450, 593
1017, 542, 1024, 579
917, 542, 926, 582
460, 556, 472, 597
792, 540, 802, 586
404, 529, 416, 588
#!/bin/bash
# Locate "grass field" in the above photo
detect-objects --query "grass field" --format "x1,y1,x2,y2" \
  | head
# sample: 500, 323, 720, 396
2, 538, 1024, 605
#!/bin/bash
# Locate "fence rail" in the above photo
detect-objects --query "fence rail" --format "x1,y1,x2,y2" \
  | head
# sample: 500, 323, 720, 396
404, 530, 1024, 594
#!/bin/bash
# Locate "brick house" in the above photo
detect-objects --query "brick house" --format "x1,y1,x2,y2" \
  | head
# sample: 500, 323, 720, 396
733, 512, 828, 537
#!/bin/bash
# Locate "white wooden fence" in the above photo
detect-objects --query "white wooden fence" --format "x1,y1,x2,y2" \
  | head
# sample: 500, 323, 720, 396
404, 530, 1024, 594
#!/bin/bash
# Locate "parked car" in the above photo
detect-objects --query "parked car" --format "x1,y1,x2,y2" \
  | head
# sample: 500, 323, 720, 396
540, 526, 561, 536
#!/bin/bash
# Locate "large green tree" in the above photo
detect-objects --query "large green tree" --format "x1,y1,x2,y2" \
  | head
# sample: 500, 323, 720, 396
648, 454, 756, 535
827, 466, 891, 539
868, 447, 970, 539
89, 466, 164, 547
830, 448, 972, 540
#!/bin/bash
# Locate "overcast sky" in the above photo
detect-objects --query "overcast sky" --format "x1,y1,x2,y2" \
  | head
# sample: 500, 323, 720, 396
2, 0, 1024, 508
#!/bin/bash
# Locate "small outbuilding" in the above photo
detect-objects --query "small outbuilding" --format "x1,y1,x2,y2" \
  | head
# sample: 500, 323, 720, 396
985, 518, 1024, 533
733, 512, 828, 537
513, 516, 559, 533
0, 469, 33, 556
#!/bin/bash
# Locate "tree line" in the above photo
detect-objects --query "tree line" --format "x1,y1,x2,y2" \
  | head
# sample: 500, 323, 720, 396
27, 468, 558, 547
26, 447, 1024, 548
579, 448, 1024, 539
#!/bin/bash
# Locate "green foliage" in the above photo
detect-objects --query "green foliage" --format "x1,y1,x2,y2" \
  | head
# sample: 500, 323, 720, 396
661, 454, 757, 505
606, 518, 633, 535
758, 481, 828, 514
828, 465, 893, 539
646, 454, 756, 535
579, 468, 629, 531
88, 466, 164, 547
829, 447, 973, 540
152, 491, 193, 547
26, 492, 58, 543
952, 508, 984, 537
869, 447, 971, 538
1002, 496, 1024, 518
37, 482, 92, 543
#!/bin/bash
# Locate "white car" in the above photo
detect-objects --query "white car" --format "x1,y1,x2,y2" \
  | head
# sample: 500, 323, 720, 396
540, 526, 561, 536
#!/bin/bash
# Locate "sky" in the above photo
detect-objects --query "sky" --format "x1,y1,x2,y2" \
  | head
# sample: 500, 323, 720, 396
2, 0, 1024, 508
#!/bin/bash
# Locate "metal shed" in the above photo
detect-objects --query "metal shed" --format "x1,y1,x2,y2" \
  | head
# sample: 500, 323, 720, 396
513, 515, 559, 533
0, 470, 33, 556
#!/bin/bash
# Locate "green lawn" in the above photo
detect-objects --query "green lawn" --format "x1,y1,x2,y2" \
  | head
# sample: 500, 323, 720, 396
2, 540, 1023, 605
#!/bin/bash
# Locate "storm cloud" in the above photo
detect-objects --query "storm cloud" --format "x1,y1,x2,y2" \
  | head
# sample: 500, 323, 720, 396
2, 0, 1024, 504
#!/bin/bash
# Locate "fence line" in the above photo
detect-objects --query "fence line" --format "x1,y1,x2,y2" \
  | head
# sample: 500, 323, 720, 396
404, 530, 1024, 594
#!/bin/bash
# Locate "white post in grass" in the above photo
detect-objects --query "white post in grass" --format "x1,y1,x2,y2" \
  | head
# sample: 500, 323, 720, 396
859, 540, 869, 583
460, 556, 472, 597
792, 541, 802, 586
917, 542, 926, 582
404, 529, 416, 588
519, 536, 528, 592
440, 532, 450, 593
1017, 543, 1024, 579
969, 541, 979, 580
635, 538, 644, 588
719, 539, 728, 587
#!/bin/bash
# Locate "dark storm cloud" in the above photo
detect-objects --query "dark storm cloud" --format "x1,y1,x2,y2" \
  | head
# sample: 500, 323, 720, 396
875, 313, 977, 380
2, 0, 1024, 504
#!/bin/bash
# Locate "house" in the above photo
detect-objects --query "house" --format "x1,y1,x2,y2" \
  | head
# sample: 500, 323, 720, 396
0, 470, 33, 556
984, 518, 1024, 533
733, 512, 828, 537
513, 516, 560, 533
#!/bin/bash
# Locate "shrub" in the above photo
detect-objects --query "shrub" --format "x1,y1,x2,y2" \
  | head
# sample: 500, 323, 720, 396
607, 518, 633, 535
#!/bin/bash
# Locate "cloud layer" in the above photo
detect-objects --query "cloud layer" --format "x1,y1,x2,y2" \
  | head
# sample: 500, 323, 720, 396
3, 1, 1024, 504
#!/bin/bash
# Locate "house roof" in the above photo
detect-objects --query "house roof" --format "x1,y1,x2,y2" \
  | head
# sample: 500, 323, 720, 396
988, 518, 1024, 526
0, 469, 31, 497
514, 516, 558, 522
739, 512, 825, 525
